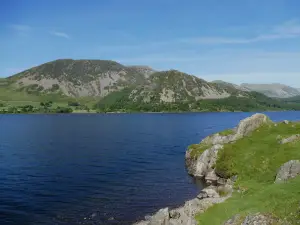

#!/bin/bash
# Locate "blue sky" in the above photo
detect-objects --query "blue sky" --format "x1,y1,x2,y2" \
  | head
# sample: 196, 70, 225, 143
1, 0, 300, 87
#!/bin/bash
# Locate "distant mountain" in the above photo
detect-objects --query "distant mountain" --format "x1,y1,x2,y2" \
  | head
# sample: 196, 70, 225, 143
211, 80, 249, 92
6, 59, 151, 97
240, 83, 300, 98
1, 59, 300, 112
212, 80, 300, 98
95, 70, 300, 112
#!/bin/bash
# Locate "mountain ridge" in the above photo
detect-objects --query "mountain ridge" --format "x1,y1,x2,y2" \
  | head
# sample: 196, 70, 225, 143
1, 59, 300, 113
212, 80, 300, 98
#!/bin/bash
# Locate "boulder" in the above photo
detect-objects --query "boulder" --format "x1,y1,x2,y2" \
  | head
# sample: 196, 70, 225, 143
205, 170, 218, 185
186, 144, 223, 177
169, 210, 180, 219
148, 208, 169, 225
235, 113, 269, 138
197, 187, 220, 200
201, 133, 235, 145
283, 120, 290, 124
279, 134, 300, 144
275, 160, 300, 183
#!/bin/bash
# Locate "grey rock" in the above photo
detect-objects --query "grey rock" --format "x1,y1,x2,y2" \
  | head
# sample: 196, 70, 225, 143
235, 113, 269, 138
197, 187, 220, 200
169, 209, 180, 219
186, 144, 223, 177
201, 133, 235, 145
133, 221, 149, 225
217, 177, 227, 185
241, 213, 279, 225
223, 214, 241, 225
279, 134, 300, 144
186, 114, 269, 179
224, 213, 289, 225
275, 160, 300, 183
149, 208, 169, 225
205, 170, 218, 185
283, 120, 290, 124
133, 193, 231, 225
145, 215, 152, 221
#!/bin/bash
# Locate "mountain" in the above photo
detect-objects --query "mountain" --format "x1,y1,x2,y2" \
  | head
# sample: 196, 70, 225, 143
240, 83, 300, 98
2, 59, 300, 113
211, 81, 300, 98
211, 80, 249, 92
4, 59, 245, 100
95, 70, 300, 112
6, 59, 152, 97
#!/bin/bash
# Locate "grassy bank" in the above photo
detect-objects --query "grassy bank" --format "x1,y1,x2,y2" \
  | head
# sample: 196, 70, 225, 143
195, 122, 300, 224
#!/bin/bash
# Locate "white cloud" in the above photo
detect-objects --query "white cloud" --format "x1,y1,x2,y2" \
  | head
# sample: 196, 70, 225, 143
50, 31, 70, 39
178, 20, 300, 45
96, 20, 300, 56
9, 24, 32, 32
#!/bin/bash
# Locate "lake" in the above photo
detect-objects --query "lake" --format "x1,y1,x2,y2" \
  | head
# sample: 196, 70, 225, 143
1, 112, 300, 225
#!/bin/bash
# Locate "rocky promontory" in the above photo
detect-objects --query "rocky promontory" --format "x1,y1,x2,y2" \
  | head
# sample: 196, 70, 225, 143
134, 114, 300, 225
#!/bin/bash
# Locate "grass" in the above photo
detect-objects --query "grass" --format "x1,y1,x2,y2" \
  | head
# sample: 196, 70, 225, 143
219, 129, 235, 136
187, 143, 212, 158
0, 85, 99, 112
195, 122, 300, 224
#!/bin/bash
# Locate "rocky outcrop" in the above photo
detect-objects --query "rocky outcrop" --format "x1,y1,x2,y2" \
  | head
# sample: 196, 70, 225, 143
223, 213, 288, 225
134, 114, 273, 225
186, 144, 223, 178
279, 134, 300, 144
148, 208, 169, 225
134, 186, 232, 225
275, 160, 300, 183
186, 113, 270, 180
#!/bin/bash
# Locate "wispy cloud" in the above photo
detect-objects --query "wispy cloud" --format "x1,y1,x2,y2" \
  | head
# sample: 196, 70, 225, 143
9, 24, 32, 37
50, 31, 70, 39
181, 20, 300, 45
96, 19, 300, 54
9, 24, 32, 32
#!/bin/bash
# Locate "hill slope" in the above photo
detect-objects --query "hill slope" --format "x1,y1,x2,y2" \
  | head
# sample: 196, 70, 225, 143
95, 70, 300, 112
2, 59, 300, 113
6, 59, 153, 97
240, 83, 300, 98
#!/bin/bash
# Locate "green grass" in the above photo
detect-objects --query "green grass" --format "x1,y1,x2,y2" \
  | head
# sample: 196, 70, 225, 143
219, 129, 235, 136
196, 122, 300, 224
187, 143, 212, 158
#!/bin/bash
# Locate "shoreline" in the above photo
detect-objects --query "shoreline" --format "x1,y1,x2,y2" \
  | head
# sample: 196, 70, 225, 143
132, 114, 284, 225
0, 109, 297, 115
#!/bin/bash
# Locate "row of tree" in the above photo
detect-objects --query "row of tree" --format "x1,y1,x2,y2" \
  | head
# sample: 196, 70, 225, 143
0, 101, 73, 114
95, 94, 300, 113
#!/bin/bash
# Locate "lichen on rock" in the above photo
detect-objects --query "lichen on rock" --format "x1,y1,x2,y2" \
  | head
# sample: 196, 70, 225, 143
279, 134, 300, 144
275, 160, 300, 183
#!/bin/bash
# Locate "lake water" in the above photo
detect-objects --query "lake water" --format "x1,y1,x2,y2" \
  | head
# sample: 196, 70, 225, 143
1, 112, 300, 225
